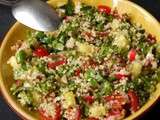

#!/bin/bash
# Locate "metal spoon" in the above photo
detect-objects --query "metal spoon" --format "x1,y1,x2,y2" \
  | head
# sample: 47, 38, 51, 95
0, 0, 61, 31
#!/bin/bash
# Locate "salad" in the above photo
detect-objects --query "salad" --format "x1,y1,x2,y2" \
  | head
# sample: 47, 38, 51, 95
8, 1, 160, 120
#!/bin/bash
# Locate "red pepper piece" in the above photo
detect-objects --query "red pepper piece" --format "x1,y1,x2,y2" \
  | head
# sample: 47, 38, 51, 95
128, 49, 136, 62
33, 47, 49, 57
98, 5, 111, 15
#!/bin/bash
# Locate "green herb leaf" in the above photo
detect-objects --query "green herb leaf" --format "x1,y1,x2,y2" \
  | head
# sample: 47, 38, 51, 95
16, 50, 26, 64
64, 0, 75, 16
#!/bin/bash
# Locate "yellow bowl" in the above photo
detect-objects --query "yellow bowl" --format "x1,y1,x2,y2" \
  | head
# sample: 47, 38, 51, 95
0, 0, 160, 120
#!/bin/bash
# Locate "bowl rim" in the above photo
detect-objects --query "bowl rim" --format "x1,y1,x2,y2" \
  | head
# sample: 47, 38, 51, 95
0, 22, 37, 120
0, 0, 160, 120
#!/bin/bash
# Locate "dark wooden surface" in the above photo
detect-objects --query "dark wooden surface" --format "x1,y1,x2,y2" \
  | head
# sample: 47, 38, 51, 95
0, 0, 160, 119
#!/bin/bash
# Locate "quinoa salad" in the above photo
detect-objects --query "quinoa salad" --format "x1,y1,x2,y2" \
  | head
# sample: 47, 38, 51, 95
8, 1, 160, 120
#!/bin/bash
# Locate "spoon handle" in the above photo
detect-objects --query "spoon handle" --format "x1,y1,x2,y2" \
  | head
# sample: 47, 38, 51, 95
0, 0, 19, 6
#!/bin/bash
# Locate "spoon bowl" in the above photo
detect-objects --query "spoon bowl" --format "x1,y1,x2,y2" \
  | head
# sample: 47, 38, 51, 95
0, 0, 61, 31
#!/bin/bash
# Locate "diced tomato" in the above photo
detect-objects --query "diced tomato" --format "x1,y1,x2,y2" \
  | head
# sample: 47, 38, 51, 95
87, 117, 99, 120
65, 106, 81, 120
114, 73, 128, 80
128, 90, 139, 112
39, 104, 61, 120
105, 109, 125, 120
33, 47, 49, 57
104, 95, 114, 101
107, 102, 123, 112
112, 101, 124, 110
55, 105, 61, 120
39, 110, 51, 120
74, 68, 81, 76
83, 96, 94, 104
98, 5, 111, 15
76, 107, 81, 120
128, 49, 136, 62
47, 60, 66, 69
147, 33, 156, 44
104, 93, 127, 106
109, 109, 122, 116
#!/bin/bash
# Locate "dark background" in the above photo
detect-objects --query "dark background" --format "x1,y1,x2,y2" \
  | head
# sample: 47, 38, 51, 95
0, 0, 160, 119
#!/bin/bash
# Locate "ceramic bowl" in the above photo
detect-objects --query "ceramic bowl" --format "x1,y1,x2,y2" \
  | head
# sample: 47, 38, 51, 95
0, 0, 160, 120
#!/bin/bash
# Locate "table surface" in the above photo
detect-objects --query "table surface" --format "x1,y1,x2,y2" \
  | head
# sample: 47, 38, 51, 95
0, 0, 160, 120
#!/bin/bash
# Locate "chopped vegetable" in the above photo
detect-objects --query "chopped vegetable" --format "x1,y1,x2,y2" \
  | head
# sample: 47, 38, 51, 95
39, 103, 61, 120
8, 3, 160, 120
130, 61, 142, 78
89, 103, 106, 118
64, 106, 81, 120
101, 81, 112, 95
114, 73, 128, 80
76, 42, 96, 56
63, 91, 76, 108
128, 90, 139, 112
98, 5, 111, 15
16, 50, 26, 64
128, 49, 136, 62
33, 47, 49, 57
64, 0, 75, 16
83, 96, 95, 104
